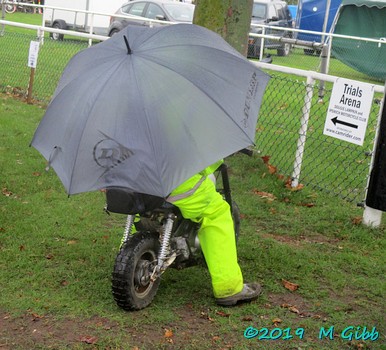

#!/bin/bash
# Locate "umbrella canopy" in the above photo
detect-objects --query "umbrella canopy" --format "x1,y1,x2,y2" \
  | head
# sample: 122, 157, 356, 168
31, 24, 270, 198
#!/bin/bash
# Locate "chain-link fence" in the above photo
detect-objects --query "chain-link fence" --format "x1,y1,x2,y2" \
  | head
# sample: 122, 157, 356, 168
0, 29, 89, 101
0, 18, 385, 206
255, 70, 383, 204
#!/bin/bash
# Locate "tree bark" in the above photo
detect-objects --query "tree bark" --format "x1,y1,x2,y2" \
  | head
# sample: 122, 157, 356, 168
193, 0, 253, 57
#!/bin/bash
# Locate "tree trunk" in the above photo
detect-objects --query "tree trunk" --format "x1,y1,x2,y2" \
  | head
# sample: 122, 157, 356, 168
193, 0, 253, 57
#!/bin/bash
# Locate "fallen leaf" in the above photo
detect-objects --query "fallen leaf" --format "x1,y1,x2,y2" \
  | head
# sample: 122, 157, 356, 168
242, 316, 253, 321
272, 318, 282, 324
31, 313, 44, 320
299, 202, 315, 208
281, 303, 292, 308
288, 306, 300, 314
267, 164, 277, 174
216, 310, 230, 318
80, 335, 98, 344
164, 329, 173, 338
261, 155, 270, 164
2, 188, 12, 197
284, 178, 304, 191
252, 189, 277, 201
282, 279, 299, 291
285, 181, 304, 191
67, 240, 77, 245
351, 216, 362, 225
200, 311, 215, 322
32, 172, 41, 177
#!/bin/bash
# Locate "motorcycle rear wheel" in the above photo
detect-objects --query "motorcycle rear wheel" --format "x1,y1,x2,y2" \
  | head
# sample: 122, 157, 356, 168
112, 231, 161, 310
5, 4, 17, 13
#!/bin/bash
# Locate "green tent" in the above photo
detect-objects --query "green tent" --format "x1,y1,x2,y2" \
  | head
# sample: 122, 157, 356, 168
331, 0, 386, 81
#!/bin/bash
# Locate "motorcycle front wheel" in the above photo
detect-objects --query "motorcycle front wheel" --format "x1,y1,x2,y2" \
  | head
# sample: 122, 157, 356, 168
112, 231, 161, 310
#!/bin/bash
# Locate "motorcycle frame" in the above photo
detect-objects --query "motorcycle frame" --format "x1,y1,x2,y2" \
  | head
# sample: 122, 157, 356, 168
119, 163, 235, 280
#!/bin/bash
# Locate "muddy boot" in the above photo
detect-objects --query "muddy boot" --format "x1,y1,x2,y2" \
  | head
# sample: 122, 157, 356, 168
216, 283, 262, 306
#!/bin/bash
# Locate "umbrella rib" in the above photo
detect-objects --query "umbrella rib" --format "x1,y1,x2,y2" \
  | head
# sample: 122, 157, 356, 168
66, 58, 130, 194
129, 60, 168, 196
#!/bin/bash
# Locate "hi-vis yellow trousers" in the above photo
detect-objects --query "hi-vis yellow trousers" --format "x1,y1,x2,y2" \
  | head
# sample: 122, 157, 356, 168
168, 172, 244, 298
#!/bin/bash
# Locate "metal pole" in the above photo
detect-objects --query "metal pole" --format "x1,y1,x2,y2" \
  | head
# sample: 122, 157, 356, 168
321, 0, 331, 44
259, 27, 266, 61
291, 75, 315, 188
88, 12, 93, 47
318, 43, 329, 100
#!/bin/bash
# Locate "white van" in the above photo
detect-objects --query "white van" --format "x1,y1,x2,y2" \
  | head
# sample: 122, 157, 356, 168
43, 0, 127, 39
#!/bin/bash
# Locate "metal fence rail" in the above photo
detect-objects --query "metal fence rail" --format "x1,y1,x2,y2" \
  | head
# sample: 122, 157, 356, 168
0, 21, 385, 208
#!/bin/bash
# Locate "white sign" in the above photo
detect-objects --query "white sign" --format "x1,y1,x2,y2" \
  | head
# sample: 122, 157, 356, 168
323, 78, 375, 146
28, 41, 40, 68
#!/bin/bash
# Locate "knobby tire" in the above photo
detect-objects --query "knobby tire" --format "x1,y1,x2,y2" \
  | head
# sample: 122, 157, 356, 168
112, 231, 161, 311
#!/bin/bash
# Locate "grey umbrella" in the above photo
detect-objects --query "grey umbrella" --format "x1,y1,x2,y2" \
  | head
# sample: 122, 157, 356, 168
31, 24, 270, 198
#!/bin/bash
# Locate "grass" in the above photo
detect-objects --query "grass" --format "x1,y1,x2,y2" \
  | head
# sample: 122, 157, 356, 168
1, 94, 385, 349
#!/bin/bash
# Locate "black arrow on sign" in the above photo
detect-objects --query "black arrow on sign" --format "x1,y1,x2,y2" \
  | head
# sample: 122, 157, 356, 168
331, 117, 358, 129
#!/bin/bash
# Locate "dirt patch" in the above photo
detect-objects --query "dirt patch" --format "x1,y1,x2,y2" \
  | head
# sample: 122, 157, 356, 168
0, 305, 235, 350
0, 292, 381, 349
261, 232, 343, 248
267, 292, 328, 320
0, 312, 106, 349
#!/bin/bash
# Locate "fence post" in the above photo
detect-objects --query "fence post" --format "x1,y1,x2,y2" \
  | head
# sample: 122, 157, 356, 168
291, 75, 315, 188
362, 81, 386, 227
259, 27, 266, 61
1, 0, 5, 36
363, 207, 382, 227
318, 42, 330, 101
88, 12, 94, 47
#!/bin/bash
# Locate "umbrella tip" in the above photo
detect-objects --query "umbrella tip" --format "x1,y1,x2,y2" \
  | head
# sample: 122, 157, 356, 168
123, 35, 132, 55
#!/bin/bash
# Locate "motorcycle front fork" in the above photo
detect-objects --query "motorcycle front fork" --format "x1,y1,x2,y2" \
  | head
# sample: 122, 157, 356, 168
121, 213, 177, 280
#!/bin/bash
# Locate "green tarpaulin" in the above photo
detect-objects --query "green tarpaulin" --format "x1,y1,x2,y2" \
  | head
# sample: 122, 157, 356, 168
331, 0, 386, 80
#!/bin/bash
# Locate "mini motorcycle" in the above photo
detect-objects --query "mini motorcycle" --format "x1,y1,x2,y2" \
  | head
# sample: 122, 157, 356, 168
3, 0, 37, 14
105, 159, 245, 311
4, 0, 17, 14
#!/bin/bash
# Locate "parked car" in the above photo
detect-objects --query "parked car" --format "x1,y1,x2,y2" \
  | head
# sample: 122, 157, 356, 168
248, 0, 294, 58
108, 0, 195, 36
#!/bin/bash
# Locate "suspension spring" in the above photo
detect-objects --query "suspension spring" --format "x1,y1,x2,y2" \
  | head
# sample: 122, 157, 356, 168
158, 213, 175, 267
121, 214, 134, 246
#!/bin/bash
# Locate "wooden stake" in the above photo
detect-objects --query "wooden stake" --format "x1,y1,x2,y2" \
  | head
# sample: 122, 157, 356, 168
27, 67, 35, 104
